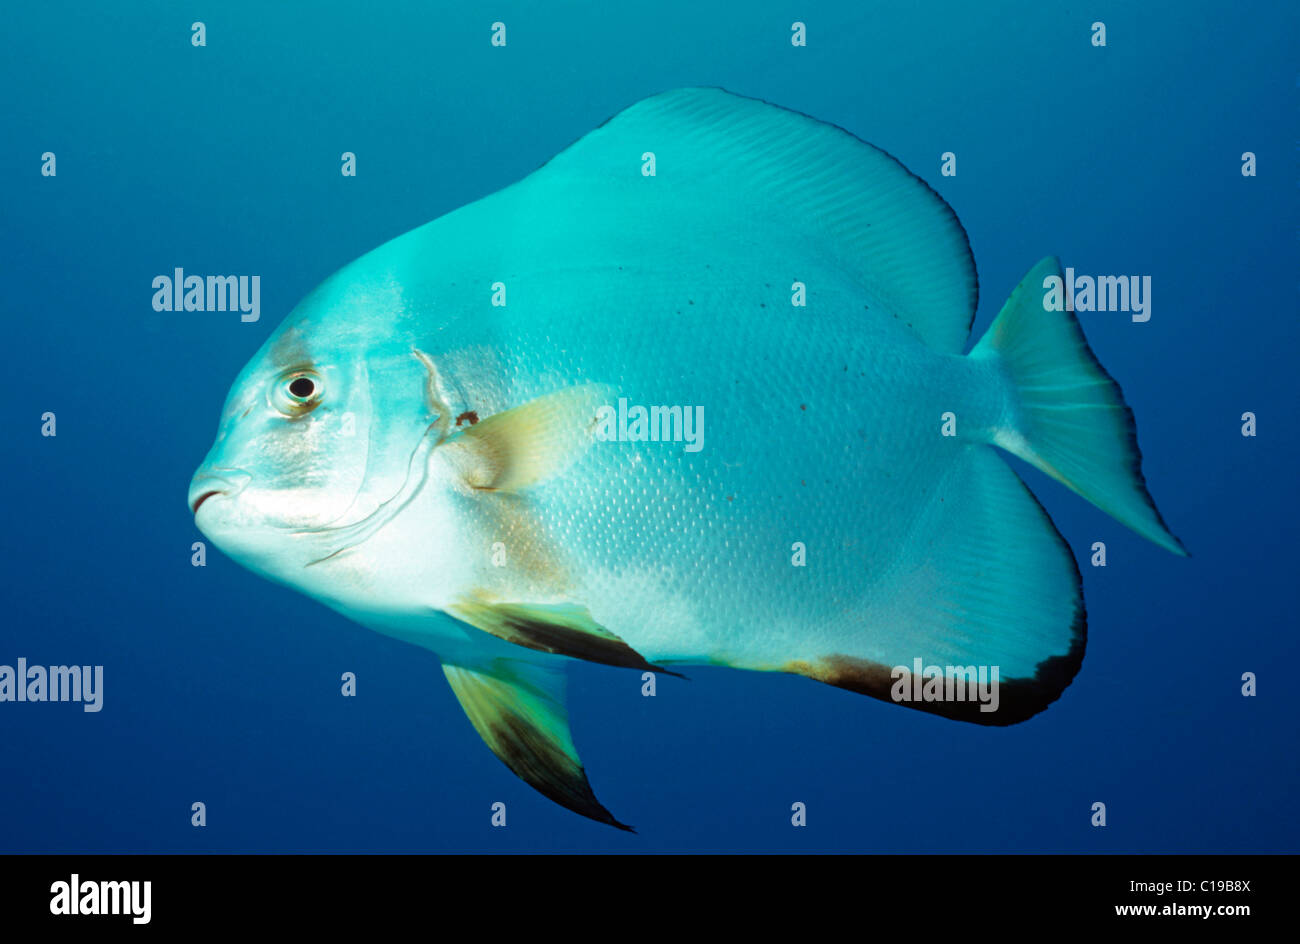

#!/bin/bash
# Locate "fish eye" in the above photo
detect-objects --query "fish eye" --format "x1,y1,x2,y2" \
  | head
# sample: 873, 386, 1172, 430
272, 369, 325, 416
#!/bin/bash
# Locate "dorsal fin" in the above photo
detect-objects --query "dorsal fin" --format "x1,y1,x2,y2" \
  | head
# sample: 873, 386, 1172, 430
517, 87, 978, 353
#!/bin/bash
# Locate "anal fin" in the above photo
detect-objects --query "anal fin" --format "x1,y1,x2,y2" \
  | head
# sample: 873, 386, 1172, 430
442, 657, 633, 832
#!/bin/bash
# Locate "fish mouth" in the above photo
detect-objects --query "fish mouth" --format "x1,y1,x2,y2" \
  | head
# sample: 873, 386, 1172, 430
188, 469, 252, 515
191, 490, 221, 513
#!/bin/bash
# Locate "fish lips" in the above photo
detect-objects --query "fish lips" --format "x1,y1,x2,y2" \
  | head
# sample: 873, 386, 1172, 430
188, 469, 252, 515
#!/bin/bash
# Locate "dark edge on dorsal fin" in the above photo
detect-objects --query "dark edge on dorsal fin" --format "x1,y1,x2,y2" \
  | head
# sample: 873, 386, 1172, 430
511, 87, 978, 350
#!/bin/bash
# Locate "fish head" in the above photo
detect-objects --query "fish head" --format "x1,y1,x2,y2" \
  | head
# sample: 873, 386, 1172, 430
188, 283, 436, 586
188, 350, 370, 580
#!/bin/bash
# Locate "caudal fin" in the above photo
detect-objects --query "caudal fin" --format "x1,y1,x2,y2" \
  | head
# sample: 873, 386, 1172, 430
971, 257, 1186, 555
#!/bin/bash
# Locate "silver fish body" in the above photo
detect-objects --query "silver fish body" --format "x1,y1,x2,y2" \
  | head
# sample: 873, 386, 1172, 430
191, 88, 1184, 829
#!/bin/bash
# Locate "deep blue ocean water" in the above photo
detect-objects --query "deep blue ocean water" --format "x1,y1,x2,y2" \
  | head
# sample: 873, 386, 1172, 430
2, 1, 1296, 853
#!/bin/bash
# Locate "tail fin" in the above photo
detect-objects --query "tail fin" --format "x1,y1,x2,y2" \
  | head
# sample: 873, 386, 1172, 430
971, 257, 1187, 556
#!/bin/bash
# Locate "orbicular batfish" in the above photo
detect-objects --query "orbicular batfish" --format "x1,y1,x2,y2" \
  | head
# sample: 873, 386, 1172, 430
189, 88, 1185, 830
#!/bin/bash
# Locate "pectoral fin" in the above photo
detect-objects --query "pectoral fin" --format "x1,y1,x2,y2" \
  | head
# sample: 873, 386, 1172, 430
450, 598, 685, 678
442, 656, 632, 831
441, 384, 613, 492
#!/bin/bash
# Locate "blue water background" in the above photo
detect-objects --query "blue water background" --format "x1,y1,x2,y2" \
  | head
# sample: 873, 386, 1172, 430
1, 1, 1296, 852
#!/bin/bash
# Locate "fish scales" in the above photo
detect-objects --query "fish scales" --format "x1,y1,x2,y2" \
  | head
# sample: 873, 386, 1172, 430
190, 88, 1184, 829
